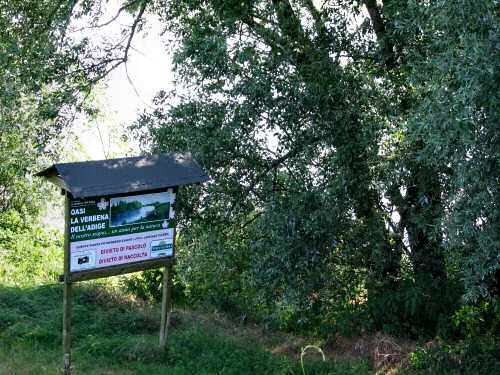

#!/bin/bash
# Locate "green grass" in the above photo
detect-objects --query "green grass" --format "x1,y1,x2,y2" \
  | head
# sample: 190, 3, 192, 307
0, 283, 371, 375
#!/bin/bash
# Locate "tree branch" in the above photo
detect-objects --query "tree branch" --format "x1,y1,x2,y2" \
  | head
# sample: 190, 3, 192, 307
95, 0, 143, 28
240, 212, 264, 230
364, 0, 395, 70
123, 0, 148, 63
92, 0, 148, 80
224, 133, 322, 219
303, 0, 323, 32
271, 0, 307, 46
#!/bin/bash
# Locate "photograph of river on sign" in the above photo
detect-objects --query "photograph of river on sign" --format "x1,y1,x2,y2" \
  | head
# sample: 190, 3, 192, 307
110, 191, 171, 227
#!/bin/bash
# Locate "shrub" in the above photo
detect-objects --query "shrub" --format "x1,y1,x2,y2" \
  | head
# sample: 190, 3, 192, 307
365, 278, 462, 338
122, 268, 188, 306
402, 335, 500, 374
0, 210, 63, 284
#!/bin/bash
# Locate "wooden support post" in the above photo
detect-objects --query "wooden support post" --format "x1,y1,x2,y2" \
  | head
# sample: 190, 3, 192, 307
160, 186, 177, 350
63, 280, 72, 375
159, 264, 173, 349
62, 192, 72, 375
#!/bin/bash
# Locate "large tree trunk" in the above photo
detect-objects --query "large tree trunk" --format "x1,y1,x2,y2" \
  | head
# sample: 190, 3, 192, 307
396, 158, 446, 286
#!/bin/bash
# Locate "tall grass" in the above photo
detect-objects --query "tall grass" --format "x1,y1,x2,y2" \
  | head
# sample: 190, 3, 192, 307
0, 282, 372, 374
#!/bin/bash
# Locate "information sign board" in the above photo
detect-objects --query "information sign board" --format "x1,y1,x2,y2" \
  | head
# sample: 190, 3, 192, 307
37, 153, 209, 374
68, 188, 176, 274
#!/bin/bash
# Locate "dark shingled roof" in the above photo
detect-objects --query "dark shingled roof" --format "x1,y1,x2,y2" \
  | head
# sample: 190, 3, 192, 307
36, 153, 209, 198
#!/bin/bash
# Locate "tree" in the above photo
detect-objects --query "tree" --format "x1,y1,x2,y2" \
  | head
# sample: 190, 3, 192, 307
391, 0, 500, 301
131, 0, 394, 325
0, 0, 149, 215
1, 0, 497, 335
126, 0, 499, 333
1, 0, 85, 215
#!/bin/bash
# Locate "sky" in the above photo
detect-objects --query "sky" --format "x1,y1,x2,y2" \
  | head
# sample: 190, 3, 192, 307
69, 1, 174, 161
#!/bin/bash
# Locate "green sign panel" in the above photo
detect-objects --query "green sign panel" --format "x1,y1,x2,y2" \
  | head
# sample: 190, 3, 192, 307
69, 190, 175, 272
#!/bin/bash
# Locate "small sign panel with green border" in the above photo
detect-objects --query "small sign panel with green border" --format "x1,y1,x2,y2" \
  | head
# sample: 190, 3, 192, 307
69, 189, 175, 272
151, 239, 174, 257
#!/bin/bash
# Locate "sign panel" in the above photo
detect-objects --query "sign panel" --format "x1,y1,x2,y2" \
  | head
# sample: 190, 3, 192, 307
68, 189, 175, 273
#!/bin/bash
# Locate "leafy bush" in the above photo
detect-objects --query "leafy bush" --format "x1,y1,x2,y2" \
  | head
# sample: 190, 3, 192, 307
452, 297, 500, 338
365, 278, 463, 338
402, 335, 500, 375
0, 210, 63, 284
122, 268, 188, 306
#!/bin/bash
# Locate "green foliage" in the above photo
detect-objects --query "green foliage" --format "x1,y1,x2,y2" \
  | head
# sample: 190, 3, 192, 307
122, 268, 187, 306
0, 210, 63, 284
395, 0, 500, 303
452, 297, 500, 339
0, 0, 106, 221
173, 232, 254, 318
1, 0, 498, 353
365, 279, 463, 338
111, 200, 143, 214
401, 335, 500, 375
122, 269, 164, 302
123, 0, 500, 338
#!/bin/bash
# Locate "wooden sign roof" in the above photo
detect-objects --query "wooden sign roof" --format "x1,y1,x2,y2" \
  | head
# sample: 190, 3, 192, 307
36, 153, 209, 198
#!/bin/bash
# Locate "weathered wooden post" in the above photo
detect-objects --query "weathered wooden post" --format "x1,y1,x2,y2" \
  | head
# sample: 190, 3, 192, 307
159, 263, 173, 348
37, 153, 208, 373
62, 192, 72, 374
160, 186, 177, 350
